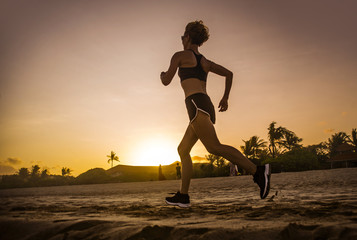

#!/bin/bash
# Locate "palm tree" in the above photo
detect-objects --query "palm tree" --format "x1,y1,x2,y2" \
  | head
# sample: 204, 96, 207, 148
267, 122, 284, 159
347, 128, 357, 149
279, 129, 303, 152
61, 167, 72, 176
240, 140, 254, 159
107, 151, 119, 168
18, 168, 29, 178
205, 154, 226, 168
327, 132, 349, 157
41, 169, 49, 178
241, 136, 267, 160
31, 165, 40, 177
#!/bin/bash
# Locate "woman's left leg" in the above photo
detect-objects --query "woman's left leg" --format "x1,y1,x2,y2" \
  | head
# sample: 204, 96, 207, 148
177, 124, 198, 194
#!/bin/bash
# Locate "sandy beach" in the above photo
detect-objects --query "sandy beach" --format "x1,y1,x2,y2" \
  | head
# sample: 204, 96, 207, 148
1, 168, 357, 239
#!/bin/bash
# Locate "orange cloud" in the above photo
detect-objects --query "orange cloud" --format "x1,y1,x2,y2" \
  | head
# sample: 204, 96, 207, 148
0, 158, 20, 175
7, 157, 22, 165
324, 128, 335, 134
0, 165, 17, 175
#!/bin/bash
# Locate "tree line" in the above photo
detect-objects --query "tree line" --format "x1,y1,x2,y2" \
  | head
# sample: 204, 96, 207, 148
192, 121, 356, 177
240, 122, 356, 173
0, 150, 122, 189
0, 165, 75, 188
1, 124, 355, 188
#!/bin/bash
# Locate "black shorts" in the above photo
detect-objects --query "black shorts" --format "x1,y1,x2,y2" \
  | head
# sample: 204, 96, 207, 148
185, 93, 216, 124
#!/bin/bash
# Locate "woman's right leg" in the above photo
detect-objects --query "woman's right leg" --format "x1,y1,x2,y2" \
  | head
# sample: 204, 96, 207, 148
191, 111, 257, 175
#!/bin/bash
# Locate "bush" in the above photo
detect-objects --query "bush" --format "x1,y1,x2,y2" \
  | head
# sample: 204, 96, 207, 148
264, 147, 320, 172
193, 163, 214, 178
192, 163, 230, 178
0, 174, 75, 189
0, 175, 27, 188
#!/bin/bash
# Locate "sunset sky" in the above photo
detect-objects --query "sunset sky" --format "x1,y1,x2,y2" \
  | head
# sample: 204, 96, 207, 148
1, 0, 356, 175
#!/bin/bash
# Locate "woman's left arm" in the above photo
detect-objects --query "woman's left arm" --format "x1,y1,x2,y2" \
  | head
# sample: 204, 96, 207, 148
208, 60, 233, 112
161, 52, 180, 86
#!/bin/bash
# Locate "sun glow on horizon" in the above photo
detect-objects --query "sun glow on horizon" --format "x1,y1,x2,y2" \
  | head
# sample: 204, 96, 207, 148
130, 137, 179, 166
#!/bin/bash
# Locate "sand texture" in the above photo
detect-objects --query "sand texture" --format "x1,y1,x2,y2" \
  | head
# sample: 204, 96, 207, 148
1, 168, 357, 239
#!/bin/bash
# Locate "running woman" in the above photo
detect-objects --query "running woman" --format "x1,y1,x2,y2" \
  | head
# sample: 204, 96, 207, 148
161, 20, 270, 208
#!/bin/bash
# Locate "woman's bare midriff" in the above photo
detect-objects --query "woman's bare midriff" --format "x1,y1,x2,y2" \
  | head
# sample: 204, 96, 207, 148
181, 78, 207, 98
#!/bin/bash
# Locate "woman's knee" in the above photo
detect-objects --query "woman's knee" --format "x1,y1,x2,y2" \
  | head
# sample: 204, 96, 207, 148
177, 144, 189, 158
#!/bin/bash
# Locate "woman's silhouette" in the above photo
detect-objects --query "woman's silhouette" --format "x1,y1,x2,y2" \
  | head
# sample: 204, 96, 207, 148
161, 21, 270, 207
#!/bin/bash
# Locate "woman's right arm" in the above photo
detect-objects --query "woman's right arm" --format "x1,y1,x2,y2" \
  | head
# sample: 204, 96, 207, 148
161, 52, 181, 86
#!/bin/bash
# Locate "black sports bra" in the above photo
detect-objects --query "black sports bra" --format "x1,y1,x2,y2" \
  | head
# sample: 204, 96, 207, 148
178, 50, 208, 82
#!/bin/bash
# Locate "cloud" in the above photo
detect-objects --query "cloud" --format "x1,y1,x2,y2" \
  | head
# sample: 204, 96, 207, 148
0, 157, 22, 175
0, 165, 17, 175
324, 128, 335, 134
341, 112, 348, 117
7, 157, 22, 165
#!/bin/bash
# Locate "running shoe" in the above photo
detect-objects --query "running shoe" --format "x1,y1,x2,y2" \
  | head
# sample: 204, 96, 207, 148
165, 191, 190, 208
253, 164, 271, 199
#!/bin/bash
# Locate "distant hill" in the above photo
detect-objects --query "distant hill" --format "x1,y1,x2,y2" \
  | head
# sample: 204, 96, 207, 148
106, 161, 180, 182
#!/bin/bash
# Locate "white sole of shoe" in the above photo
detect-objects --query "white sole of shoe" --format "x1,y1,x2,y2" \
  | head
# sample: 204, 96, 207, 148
165, 200, 190, 208
263, 164, 271, 198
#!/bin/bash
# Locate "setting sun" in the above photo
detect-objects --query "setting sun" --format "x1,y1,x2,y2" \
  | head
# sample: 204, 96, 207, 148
131, 138, 179, 166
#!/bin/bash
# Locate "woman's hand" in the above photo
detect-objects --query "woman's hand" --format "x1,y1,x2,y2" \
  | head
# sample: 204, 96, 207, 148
160, 71, 166, 80
218, 98, 228, 112
160, 72, 170, 86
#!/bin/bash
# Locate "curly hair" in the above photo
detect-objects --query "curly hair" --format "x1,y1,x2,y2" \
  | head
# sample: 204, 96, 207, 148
184, 20, 210, 46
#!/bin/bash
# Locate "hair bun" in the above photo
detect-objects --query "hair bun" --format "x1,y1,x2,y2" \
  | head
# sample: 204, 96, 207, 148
185, 20, 210, 46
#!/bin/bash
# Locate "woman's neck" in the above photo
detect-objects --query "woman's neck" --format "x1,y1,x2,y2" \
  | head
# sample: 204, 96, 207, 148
185, 44, 199, 53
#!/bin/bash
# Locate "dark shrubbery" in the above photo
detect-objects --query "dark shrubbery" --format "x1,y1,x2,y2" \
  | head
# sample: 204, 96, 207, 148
192, 163, 231, 178
0, 174, 75, 189
263, 147, 320, 173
